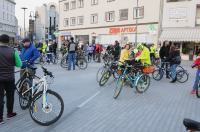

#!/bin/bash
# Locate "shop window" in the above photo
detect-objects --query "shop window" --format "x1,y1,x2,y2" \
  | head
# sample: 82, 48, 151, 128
133, 6, 144, 19
182, 43, 190, 54
105, 11, 115, 22
119, 9, 128, 21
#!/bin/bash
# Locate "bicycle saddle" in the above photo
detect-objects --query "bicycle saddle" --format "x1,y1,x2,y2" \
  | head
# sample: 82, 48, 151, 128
183, 118, 200, 131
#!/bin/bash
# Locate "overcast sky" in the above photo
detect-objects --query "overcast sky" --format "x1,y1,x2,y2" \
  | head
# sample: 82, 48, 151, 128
15, 0, 57, 28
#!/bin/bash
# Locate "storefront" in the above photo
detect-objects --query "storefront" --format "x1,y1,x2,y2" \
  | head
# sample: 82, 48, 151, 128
160, 28, 200, 60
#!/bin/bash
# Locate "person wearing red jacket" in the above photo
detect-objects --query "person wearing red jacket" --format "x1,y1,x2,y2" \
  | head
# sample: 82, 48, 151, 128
191, 52, 200, 94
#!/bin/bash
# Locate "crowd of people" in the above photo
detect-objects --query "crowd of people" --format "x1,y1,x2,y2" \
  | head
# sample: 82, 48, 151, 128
0, 33, 200, 125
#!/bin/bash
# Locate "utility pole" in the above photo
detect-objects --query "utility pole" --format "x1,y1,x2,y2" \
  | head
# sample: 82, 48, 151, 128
21, 7, 28, 38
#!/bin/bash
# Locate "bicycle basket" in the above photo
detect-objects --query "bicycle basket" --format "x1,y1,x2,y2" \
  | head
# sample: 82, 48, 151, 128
143, 66, 155, 74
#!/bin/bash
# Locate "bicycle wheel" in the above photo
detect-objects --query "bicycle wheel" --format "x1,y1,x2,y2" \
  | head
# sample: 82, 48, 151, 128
196, 82, 200, 98
29, 90, 64, 126
152, 69, 163, 81
96, 67, 107, 82
60, 57, 68, 68
113, 76, 125, 99
77, 58, 88, 70
176, 70, 189, 83
136, 74, 151, 93
99, 71, 111, 86
19, 78, 32, 110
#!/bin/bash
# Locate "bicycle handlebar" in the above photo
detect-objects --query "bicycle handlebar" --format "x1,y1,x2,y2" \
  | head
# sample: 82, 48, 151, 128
41, 66, 54, 78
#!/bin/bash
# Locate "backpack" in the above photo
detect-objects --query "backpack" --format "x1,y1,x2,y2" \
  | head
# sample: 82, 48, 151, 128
69, 43, 76, 52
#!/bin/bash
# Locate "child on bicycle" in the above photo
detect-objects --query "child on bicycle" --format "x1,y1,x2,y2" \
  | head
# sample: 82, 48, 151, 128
191, 50, 200, 94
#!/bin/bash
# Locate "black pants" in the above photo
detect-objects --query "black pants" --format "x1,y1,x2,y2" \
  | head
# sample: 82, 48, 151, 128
0, 81, 15, 119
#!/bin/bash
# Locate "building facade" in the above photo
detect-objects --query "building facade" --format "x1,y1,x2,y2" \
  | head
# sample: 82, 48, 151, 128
59, 0, 161, 47
35, 3, 59, 41
0, 0, 17, 42
160, 0, 200, 60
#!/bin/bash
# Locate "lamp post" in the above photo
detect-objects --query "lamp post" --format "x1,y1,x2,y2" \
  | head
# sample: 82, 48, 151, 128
134, 0, 139, 46
21, 7, 28, 38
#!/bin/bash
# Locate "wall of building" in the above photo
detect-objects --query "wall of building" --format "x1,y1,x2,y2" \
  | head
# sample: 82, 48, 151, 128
0, 0, 17, 37
59, 0, 161, 46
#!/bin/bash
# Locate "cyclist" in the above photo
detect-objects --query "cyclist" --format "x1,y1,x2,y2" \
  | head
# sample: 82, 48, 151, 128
87, 44, 94, 61
191, 50, 200, 94
135, 43, 151, 66
119, 44, 130, 65
20, 38, 40, 68
150, 44, 156, 62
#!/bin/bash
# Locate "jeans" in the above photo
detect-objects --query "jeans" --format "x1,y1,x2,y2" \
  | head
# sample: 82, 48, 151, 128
47, 53, 53, 62
170, 64, 178, 80
193, 69, 200, 90
0, 81, 15, 119
161, 59, 169, 77
68, 53, 76, 70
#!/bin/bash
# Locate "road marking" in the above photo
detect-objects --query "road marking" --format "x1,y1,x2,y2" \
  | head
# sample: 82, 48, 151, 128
77, 91, 101, 108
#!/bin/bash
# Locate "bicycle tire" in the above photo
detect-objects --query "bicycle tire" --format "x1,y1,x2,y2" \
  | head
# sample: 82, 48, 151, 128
29, 90, 64, 126
96, 67, 107, 82
176, 70, 189, 83
77, 58, 88, 70
60, 58, 68, 68
152, 69, 163, 81
113, 76, 124, 99
136, 74, 151, 93
19, 78, 32, 110
196, 82, 200, 98
99, 71, 111, 86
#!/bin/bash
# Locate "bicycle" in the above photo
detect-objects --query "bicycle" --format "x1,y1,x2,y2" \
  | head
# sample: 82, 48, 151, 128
18, 66, 64, 126
183, 118, 200, 132
113, 62, 151, 99
96, 63, 110, 83
60, 52, 88, 70
99, 61, 119, 86
152, 62, 189, 83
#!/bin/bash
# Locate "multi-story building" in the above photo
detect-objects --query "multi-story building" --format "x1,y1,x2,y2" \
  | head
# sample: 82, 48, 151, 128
160, 0, 200, 60
35, 3, 59, 41
59, 0, 161, 46
0, 0, 17, 42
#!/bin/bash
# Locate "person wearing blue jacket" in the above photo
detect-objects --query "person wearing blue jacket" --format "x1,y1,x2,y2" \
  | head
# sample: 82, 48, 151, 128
20, 38, 40, 68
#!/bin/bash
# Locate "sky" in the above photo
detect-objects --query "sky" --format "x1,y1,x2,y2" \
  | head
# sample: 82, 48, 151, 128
15, 0, 57, 28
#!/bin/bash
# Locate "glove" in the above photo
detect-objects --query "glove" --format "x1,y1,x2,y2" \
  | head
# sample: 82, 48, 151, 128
191, 64, 196, 68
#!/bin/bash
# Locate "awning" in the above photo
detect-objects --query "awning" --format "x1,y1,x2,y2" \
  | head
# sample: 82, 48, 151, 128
160, 28, 200, 42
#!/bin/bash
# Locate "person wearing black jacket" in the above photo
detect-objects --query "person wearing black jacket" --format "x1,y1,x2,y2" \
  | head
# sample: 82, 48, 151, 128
167, 44, 180, 83
159, 42, 170, 78
112, 41, 121, 61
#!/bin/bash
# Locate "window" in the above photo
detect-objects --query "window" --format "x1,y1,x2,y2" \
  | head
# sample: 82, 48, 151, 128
107, 0, 115, 2
78, 0, 84, 8
70, 17, 76, 26
196, 5, 200, 26
105, 11, 115, 22
133, 6, 144, 19
64, 2, 69, 11
91, 14, 98, 24
71, 1, 76, 9
77, 16, 84, 25
119, 9, 128, 21
91, 0, 98, 5
64, 18, 69, 27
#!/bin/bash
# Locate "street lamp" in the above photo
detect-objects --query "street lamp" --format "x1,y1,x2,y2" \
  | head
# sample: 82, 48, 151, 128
21, 7, 28, 38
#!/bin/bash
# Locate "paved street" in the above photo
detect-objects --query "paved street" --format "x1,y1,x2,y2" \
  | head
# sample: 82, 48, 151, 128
0, 61, 199, 132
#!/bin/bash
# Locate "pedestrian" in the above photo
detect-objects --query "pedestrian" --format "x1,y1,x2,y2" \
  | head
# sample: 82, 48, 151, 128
95, 43, 103, 63
167, 44, 181, 83
87, 44, 94, 61
68, 37, 77, 70
0, 34, 22, 124
191, 50, 200, 94
112, 40, 121, 61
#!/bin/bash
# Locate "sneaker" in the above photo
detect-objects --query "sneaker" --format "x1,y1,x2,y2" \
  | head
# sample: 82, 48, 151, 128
7, 112, 17, 120
191, 89, 196, 94
166, 76, 170, 79
0, 119, 4, 125
170, 80, 176, 83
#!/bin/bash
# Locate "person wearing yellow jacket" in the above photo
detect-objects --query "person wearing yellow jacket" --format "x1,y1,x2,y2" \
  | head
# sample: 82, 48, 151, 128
119, 44, 130, 64
136, 43, 151, 66
41, 41, 48, 53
